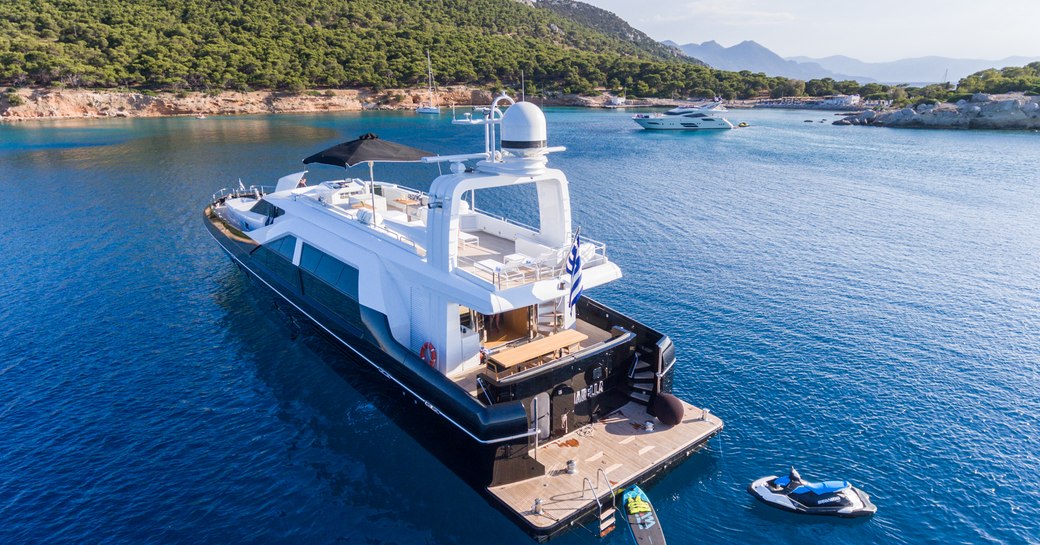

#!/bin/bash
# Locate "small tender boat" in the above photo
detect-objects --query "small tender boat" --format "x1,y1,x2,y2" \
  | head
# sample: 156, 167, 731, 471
748, 468, 876, 517
622, 485, 666, 544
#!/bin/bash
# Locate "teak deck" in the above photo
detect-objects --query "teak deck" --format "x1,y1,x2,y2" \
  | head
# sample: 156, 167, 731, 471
487, 400, 723, 532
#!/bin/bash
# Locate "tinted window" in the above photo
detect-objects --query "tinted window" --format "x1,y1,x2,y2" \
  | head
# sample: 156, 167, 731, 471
268, 235, 297, 260
335, 266, 359, 298
300, 244, 322, 271
249, 199, 285, 219
300, 271, 364, 337
255, 241, 299, 289
314, 254, 345, 286
299, 243, 359, 300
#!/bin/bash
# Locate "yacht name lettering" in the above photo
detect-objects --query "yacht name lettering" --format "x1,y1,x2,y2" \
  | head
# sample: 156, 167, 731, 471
574, 381, 604, 404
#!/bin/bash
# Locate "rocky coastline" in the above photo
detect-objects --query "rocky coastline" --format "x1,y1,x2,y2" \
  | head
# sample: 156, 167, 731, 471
0, 86, 504, 121
834, 93, 1040, 130
0, 86, 668, 121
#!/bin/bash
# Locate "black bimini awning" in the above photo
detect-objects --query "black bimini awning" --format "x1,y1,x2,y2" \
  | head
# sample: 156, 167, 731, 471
302, 133, 434, 167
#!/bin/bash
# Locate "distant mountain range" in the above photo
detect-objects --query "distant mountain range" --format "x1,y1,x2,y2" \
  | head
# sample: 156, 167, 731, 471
664, 39, 1040, 85
662, 40, 869, 82
787, 54, 1040, 85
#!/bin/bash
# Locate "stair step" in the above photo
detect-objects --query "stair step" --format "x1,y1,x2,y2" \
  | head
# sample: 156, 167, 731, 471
630, 383, 654, 394
628, 391, 651, 404
631, 371, 655, 380
600, 507, 616, 521
599, 517, 616, 535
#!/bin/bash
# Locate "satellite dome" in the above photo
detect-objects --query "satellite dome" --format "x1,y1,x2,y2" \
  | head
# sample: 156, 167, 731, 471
500, 102, 547, 155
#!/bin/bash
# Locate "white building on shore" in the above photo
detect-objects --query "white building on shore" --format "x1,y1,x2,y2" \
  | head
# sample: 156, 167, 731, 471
821, 94, 862, 107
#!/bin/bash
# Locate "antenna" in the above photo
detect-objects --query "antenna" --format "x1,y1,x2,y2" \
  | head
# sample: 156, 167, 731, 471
521, 70, 526, 102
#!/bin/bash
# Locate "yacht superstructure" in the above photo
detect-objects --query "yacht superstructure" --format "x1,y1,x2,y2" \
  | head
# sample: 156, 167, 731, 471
205, 95, 722, 540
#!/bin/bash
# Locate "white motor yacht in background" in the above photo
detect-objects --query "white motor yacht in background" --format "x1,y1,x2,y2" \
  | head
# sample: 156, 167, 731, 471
632, 102, 734, 130
205, 95, 722, 541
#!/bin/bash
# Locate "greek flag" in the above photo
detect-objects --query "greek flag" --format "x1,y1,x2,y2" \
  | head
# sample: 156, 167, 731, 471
566, 231, 583, 308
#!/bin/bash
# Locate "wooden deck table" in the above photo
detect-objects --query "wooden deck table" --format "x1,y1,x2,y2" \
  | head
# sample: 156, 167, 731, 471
488, 329, 588, 373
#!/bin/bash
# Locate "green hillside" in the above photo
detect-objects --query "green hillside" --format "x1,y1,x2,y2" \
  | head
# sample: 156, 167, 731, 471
0, 0, 799, 98
534, 0, 688, 61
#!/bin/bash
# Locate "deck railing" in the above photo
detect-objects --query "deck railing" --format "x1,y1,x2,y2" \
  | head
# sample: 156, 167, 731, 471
211, 184, 275, 204
457, 254, 565, 289
457, 237, 607, 290
298, 193, 427, 256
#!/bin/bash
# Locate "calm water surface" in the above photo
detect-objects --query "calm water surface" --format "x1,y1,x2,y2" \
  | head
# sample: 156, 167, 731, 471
1, 108, 1038, 544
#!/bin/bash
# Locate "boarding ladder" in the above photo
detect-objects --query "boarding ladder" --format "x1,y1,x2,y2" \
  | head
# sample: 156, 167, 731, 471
581, 468, 618, 537
626, 352, 656, 406
535, 298, 562, 336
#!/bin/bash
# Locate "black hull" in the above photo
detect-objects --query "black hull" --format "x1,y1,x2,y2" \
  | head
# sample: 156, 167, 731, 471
204, 209, 717, 540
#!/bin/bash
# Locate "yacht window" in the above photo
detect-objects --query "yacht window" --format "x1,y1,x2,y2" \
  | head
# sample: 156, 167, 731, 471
299, 244, 323, 271
314, 255, 345, 286
256, 237, 299, 289
299, 272, 364, 337
249, 199, 285, 219
268, 235, 297, 260
299, 243, 359, 299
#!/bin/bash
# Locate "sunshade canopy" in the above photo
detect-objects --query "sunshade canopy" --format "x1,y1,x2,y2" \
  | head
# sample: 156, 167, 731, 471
302, 133, 434, 168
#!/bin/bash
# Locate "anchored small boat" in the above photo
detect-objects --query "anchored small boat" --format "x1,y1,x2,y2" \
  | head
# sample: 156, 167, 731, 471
748, 467, 877, 517
622, 485, 666, 545
415, 50, 440, 114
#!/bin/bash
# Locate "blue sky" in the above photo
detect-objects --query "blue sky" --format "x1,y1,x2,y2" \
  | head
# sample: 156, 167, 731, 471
579, 0, 1040, 62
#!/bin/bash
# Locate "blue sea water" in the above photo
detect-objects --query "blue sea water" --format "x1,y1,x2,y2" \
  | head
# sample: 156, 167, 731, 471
1, 107, 1038, 545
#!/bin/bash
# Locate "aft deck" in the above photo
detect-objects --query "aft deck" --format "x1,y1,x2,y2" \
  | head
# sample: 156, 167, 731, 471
488, 400, 723, 534
448, 318, 617, 398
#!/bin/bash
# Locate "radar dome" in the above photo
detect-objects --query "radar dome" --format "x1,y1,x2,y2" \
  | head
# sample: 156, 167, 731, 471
500, 102, 547, 155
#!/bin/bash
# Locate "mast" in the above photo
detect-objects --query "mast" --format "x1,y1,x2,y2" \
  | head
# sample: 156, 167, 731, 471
426, 49, 436, 107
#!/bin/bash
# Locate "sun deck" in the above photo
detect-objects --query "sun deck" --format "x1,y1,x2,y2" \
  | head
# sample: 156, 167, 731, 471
488, 400, 723, 532
456, 229, 566, 289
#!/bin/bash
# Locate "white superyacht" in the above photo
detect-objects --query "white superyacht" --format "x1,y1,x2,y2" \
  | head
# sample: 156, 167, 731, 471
632, 103, 734, 130
205, 95, 722, 540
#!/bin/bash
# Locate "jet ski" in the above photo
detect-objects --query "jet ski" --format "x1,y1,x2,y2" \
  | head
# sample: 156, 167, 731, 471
747, 467, 876, 517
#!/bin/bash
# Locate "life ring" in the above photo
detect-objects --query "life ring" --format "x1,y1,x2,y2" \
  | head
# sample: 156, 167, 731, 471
420, 342, 437, 368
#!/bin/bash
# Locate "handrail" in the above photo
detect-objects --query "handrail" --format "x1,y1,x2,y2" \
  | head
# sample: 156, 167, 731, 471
597, 467, 617, 508
211, 184, 276, 203
628, 353, 641, 379
657, 358, 676, 379
475, 376, 494, 406
582, 477, 602, 509
457, 253, 564, 290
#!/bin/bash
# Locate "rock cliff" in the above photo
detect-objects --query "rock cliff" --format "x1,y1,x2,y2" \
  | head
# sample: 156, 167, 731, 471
0, 87, 495, 121
834, 93, 1040, 130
